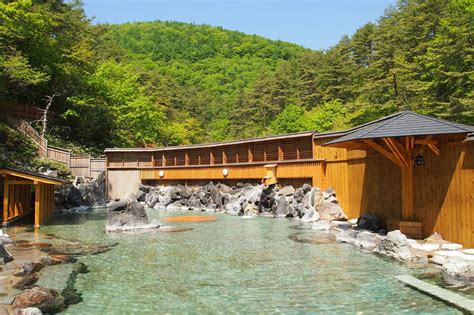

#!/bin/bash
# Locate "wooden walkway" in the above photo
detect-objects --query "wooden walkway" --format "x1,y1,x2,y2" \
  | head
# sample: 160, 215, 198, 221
396, 275, 474, 313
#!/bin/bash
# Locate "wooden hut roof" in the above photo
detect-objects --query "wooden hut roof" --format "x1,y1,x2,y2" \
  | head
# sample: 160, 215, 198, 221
323, 111, 473, 146
0, 167, 67, 185
105, 130, 316, 153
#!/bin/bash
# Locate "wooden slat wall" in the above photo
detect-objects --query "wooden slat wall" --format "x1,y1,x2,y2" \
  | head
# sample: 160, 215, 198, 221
413, 141, 474, 246
107, 169, 141, 200
2, 179, 33, 223
315, 137, 474, 247
140, 161, 323, 184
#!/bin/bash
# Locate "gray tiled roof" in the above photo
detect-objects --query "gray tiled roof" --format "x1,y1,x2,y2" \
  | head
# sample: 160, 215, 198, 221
324, 111, 473, 146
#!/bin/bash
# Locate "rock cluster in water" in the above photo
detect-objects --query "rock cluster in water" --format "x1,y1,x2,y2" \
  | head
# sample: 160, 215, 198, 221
106, 193, 160, 232
55, 172, 106, 211
137, 182, 347, 221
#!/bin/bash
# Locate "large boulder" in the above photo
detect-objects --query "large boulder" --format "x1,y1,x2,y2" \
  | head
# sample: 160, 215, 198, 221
375, 230, 428, 265
301, 207, 320, 223
225, 199, 242, 215
259, 186, 275, 212
145, 190, 161, 208
66, 185, 83, 208
356, 214, 382, 232
273, 196, 296, 217
277, 185, 295, 196
317, 201, 347, 221
170, 185, 192, 201
13, 287, 65, 313
106, 194, 160, 232
0, 243, 13, 264
441, 257, 474, 283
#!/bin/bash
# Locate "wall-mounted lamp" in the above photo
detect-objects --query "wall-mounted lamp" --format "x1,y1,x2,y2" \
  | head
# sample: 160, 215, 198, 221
159, 170, 165, 178
414, 154, 425, 166
222, 168, 229, 177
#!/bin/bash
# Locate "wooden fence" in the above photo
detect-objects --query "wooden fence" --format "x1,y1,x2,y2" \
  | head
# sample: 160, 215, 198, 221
1, 111, 106, 179
70, 156, 106, 179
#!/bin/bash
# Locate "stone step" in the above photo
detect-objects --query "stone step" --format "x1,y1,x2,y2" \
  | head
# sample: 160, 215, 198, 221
395, 275, 474, 313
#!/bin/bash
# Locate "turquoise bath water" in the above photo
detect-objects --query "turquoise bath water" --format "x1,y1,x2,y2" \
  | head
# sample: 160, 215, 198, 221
37, 208, 464, 314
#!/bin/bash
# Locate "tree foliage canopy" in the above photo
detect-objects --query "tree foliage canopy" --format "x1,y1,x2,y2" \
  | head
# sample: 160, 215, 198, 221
0, 0, 472, 152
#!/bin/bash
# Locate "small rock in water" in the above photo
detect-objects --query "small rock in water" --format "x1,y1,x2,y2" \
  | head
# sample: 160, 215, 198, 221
312, 220, 332, 231
288, 232, 336, 245
0, 244, 13, 264
13, 287, 65, 313
13, 273, 39, 290
440, 243, 463, 251
16, 307, 43, 315
441, 257, 474, 284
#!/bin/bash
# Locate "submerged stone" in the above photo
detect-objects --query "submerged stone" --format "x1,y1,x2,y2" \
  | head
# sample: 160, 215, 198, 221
288, 232, 336, 245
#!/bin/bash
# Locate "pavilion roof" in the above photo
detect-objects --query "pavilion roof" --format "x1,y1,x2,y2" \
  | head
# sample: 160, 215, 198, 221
323, 111, 473, 146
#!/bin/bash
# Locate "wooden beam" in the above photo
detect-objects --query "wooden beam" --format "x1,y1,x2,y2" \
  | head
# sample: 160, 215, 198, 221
3, 177, 9, 223
415, 139, 438, 145
34, 183, 41, 227
427, 144, 440, 156
8, 180, 34, 185
384, 138, 409, 167
401, 163, 414, 220
364, 140, 405, 168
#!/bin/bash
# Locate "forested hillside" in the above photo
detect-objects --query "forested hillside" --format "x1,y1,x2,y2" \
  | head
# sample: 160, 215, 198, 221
0, 0, 472, 153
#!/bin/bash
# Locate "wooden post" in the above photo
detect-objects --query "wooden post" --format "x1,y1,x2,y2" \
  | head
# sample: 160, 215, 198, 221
3, 176, 9, 223
248, 144, 253, 163
209, 150, 214, 165
278, 141, 283, 161
162, 154, 166, 167
222, 149, 227, 164
401, 163, 414, 221
34, 183, 41, 227
185, 151, 190, 166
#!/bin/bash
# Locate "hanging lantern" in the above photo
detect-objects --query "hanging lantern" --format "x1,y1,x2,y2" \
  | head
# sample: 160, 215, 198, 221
414, 154, 425, 166
222, 168, 229, 177
159, 170, 165, 178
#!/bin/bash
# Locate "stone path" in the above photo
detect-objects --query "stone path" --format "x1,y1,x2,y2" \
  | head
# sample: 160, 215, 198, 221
396, 275, 474, 313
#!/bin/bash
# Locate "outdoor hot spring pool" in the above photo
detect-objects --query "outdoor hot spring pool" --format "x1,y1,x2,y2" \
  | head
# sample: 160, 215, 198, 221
28, 208, 466, 314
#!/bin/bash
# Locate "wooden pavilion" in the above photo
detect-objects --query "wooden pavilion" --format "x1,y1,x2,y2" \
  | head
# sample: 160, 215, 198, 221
1, 167, 66, 227
324, 111, 473, 238
104, 111, 474, 245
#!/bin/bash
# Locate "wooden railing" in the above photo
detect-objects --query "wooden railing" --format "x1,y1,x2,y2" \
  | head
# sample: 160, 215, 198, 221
1, 111, 106, 179
47, 146, 71, 165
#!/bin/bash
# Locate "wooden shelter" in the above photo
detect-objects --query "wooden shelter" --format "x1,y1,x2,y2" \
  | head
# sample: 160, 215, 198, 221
104, 111, 474, 245
324, 111, 473, 238
1, 167, 66, 227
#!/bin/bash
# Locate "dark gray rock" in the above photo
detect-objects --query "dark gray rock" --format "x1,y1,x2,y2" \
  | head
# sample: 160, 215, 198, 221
66, 186, 83, 208
277, 185, 295, 196
273, 196, 292, 217
357, 214, 382, 232
136, 190, 146, 202
301, 184, 312, 193
0, 243, 13, 264
13, 273, 39, 290
145, 190, 161, 208
170, 185, 192, 201
106, 195, 149, 231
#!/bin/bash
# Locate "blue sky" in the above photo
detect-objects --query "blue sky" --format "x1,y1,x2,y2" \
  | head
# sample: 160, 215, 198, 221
83, 0, 395, 50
